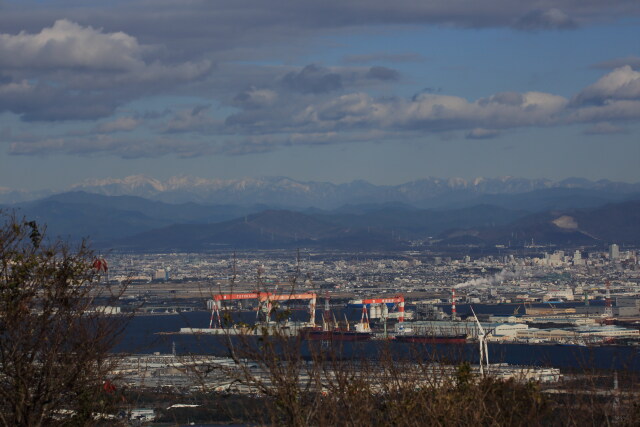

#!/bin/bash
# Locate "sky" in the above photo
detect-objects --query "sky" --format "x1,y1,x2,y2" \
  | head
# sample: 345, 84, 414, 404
0, 0, 639, 191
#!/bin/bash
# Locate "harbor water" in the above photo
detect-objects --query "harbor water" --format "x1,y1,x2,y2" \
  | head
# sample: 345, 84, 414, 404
114, 309, 640, 372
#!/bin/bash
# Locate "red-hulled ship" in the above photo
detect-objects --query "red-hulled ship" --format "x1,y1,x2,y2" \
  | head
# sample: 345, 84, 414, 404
392, 334, 467, 344
301, 292, 375, 341
301, 328, 373, 341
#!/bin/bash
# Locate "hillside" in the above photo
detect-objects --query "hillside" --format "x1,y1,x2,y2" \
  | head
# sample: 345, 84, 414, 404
438, 200, 640, 246
3, 190, 638, 250
112, 210, 399, 251
2, 192, 268, 243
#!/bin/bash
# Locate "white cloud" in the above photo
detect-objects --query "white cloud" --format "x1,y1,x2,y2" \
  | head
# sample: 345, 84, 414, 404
569, 100, 640, 123
573, 66, 640, 105
0, 19, 211, 80
0, 19, 144, 70
0, 20, 212, 121
299, 91, 568, 132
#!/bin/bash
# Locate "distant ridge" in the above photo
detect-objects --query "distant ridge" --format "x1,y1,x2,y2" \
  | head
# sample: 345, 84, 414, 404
112, 210, 404, 251
4, 174, 638, 208
2, 190, 638, 250
110, 200, 640, 251
1, 192, 267, 244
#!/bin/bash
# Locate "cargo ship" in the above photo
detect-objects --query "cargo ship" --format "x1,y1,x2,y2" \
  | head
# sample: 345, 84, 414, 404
301, 293, 374, 341
392, 334, 467, 344
300, 316, 374, 341
301, 328, 373, 341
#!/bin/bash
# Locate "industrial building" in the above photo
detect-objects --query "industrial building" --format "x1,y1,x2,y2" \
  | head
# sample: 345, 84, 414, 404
394, 321, 528, 339
516, 325, 640, 342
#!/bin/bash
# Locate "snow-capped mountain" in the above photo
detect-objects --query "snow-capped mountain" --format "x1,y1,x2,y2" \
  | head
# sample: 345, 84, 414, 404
3, 175, 639, 208
63, 175, 640, 208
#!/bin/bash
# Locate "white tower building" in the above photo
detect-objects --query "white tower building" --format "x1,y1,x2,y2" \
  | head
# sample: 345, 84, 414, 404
609, 244, 620, 261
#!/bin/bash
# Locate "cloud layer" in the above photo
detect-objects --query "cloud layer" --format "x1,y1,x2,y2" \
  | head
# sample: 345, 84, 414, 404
0, 2, 639, 159
0, 19, 211, 121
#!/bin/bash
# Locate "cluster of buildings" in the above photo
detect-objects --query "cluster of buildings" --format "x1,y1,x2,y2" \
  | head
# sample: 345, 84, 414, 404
106, 244, 639, 294
537, 244, 635, 267
105, 246, 640, 339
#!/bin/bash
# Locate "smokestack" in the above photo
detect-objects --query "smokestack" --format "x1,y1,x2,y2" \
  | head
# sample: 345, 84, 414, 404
398, 300, 405, 323
451, 288, 457, 320
604, 280, 613, 318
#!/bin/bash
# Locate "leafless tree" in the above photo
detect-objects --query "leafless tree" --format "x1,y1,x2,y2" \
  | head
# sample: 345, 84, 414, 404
183, 253, 640, 426
0, 214, 129, 426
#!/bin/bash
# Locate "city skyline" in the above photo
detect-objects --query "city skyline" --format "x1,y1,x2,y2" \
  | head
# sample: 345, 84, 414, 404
0, 1, 639, 190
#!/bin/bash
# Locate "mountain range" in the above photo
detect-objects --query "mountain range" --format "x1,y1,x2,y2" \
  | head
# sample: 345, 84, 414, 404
3, 175, 640, 209
2, 185, 639, 251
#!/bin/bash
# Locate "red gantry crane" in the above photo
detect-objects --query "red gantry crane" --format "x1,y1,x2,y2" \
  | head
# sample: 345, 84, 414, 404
209, 291, 317, 329
349, 295, 405, 322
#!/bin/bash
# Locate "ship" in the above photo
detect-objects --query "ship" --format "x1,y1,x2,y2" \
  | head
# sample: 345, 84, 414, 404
301, 292, 374, 341
300, 317, 374, 342
301, 328, 373, 341
392, 334, 467, 344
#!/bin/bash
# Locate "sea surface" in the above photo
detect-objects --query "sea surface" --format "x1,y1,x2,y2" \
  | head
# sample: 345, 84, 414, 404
114, 302, 640, 372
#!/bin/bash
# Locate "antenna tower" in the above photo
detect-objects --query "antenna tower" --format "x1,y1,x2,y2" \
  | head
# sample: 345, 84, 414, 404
604, 280, 613, 318
451, 288, 457, 320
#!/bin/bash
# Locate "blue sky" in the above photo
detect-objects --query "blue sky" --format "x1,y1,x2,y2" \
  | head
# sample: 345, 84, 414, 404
0, 1, 639, 190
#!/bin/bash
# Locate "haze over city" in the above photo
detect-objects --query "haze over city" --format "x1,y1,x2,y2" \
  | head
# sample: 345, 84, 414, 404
0, 1, 639, 191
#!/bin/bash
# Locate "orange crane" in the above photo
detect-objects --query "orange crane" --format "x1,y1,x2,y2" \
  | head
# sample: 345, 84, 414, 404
209, 291, 317, 328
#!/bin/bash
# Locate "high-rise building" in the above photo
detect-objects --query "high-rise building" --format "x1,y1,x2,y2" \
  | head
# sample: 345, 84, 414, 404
609, 244, 620, 260
573, 250, 584, 266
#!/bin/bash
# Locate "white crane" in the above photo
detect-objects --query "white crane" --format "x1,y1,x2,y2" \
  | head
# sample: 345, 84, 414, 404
470, 306, 490, 376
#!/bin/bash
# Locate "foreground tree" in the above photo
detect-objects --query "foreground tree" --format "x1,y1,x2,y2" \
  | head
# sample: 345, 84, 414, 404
0, 214, 128, 426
